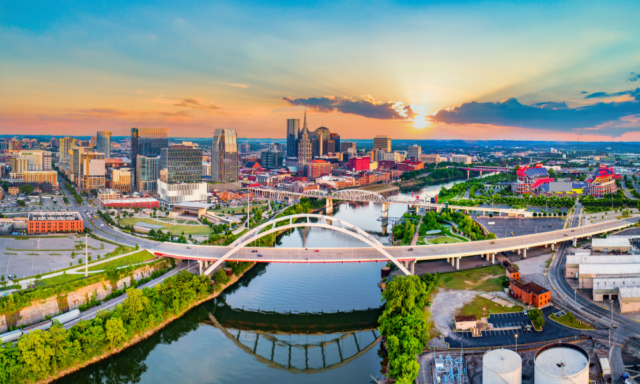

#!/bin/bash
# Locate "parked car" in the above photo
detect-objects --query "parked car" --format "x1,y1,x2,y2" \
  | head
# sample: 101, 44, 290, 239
252, 250, 258, 253
314, 250, 319, 252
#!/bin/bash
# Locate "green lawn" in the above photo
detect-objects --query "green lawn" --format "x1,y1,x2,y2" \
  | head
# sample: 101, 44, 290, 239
549, 313, 594, 330
119, 217, 213, 236
436, 265, 508, 292
32, 273, 87, 288
212, 204, 268, 215
457, 296, 523, 320
432, 236, 462, 244
88, 250, 156, 271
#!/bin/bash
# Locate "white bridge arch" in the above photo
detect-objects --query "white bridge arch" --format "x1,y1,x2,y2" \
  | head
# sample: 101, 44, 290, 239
203, 213, 411, 276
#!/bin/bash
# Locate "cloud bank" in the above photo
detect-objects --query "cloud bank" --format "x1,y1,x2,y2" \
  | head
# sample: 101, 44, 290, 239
429, 93, 640, 131
281, 96, 415, 120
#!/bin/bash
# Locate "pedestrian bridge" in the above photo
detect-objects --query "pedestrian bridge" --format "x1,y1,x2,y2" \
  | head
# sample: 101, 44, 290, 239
153, 215, 634, 277
249, 187, 531, 217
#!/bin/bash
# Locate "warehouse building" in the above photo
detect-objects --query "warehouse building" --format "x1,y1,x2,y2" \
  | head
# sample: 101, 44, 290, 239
592, 238, 631, 253
565, 255, 640, 279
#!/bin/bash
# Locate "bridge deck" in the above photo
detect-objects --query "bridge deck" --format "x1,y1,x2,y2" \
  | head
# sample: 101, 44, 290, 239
153, 218, 633, 264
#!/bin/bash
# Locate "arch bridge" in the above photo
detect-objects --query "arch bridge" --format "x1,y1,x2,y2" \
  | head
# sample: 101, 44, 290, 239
249, 187, 531, 217
202, 213, 412, 276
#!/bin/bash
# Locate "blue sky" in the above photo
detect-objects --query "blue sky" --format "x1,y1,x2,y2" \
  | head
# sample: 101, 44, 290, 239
1, 0, 639, 140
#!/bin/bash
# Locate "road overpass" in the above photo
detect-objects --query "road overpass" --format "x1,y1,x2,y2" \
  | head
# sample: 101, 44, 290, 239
249, 187, 531, 217
152, 214, 635, 276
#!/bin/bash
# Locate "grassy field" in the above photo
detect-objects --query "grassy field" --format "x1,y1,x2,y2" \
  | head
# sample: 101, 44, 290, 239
33, 273, 86, 288
119, 217, 213, 236
88, 250, 156, 271
212, 204, 269, 215
432, 236, 462, 244
549, 313, 594, 330
436, 265, 508, 292
457, 296, 523, 320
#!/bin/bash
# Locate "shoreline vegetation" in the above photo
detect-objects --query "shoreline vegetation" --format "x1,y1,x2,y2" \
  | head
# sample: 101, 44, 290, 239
0, 263, 255, 384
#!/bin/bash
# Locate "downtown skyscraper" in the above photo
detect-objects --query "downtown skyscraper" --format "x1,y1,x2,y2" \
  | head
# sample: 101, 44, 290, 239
286, 118, 300, 157
211, 128, 239, 183
131, 127, 169, 191
97, 131, 111, 158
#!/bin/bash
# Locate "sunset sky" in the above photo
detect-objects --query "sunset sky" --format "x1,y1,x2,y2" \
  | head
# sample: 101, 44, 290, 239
1, 0, 639, 141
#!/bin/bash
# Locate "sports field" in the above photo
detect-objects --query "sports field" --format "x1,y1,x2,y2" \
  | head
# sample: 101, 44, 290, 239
119, 218, 213, 236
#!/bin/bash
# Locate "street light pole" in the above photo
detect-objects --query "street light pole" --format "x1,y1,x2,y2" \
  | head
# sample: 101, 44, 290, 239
515, 333, 518, 352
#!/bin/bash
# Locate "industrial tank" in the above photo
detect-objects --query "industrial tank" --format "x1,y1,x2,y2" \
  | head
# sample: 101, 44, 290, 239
483, 348, 522, 384
534, 343, 589, 384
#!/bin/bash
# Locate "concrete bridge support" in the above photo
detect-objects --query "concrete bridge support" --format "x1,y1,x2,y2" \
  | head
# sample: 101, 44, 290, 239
523, 248, 527, 259
491, 253, 495, 264
573, 238, 577, 247
326, 198, 333, 214
551, 243, 555, 251
451, 258, 455, 267
456, 257, 460, 270
411, 261, 415, 274
382, 203, 389, 219
199, 260, 203, 275
466, 170, 470, 179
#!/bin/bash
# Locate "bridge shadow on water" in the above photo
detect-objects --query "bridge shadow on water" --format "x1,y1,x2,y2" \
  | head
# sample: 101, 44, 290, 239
54, 263, 384, 383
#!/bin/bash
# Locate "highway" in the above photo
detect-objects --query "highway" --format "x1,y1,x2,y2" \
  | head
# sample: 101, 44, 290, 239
151, 217, 635, 264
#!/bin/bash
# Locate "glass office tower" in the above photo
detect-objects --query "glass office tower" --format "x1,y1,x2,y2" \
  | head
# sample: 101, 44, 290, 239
211, 129, 239, 183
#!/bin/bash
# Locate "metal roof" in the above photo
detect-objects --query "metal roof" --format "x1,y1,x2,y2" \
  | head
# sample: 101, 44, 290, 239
593, 277, 640, 289
567, 255, 640, 264
618, 287, 640, 298
579, 263, 640, 275
592, 238, 631, 247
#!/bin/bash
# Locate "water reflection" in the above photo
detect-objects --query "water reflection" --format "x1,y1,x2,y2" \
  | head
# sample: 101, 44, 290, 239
55, 264, 385, 384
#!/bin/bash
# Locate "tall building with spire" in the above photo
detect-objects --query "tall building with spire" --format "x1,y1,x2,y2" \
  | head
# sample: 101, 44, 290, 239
297, 112, 312, 174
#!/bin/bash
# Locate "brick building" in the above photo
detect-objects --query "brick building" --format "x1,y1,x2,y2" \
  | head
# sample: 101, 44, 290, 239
509, 280, 551, 308
306, 160, 332, 179
27, 212, 83, 234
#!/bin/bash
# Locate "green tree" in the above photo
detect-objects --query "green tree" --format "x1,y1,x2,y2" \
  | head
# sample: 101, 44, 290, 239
17, 330, 54, 381
105, 317, 127, 348
49, 323, 72, 373
19, 184, 35, 196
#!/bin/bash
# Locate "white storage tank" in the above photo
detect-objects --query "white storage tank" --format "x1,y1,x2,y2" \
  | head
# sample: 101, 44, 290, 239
535, 343, 589, 384
483, 348, 522, 384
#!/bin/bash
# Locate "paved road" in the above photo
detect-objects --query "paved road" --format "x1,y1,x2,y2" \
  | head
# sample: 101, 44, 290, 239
548, 202, 638, 383
151, 217, 635, 264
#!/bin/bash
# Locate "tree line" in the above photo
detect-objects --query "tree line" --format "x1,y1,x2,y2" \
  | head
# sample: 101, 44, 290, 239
379, 273, 438, 383
0, 271, 213, 383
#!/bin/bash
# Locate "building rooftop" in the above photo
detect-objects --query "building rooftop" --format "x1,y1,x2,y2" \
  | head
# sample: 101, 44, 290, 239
593, 277, 640, 290
511, 280, 548, 295
28, 212, 82, 221
618, 287, 640, 298
455, 315, 477, 322
579, 263, 640, 275
567, 255, 640, 265
592, 238, 631, 247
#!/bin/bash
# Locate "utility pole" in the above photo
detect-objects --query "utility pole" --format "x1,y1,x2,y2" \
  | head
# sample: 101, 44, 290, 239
85, 233, 88, 277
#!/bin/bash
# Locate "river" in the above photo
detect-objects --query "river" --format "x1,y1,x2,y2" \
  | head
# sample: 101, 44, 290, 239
54, 176, 478, 384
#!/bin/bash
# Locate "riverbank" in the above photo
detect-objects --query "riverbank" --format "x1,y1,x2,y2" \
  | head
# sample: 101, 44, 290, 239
33, 264, 256, 384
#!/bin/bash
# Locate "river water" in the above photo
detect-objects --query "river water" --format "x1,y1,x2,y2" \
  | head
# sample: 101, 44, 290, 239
55, 177, 476, 384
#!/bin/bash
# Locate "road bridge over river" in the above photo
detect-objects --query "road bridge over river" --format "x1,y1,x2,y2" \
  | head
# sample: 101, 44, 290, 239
152, 214, 635, 276
249, 187, 531, 217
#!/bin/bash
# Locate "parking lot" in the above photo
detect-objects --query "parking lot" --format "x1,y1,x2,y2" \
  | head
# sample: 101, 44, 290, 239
475, 217, 565, 238
0, 235, 118, 279
446, 307, 584, 348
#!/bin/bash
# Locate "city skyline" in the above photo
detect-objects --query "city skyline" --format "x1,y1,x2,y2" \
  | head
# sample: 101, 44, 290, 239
1, 1, 639, 141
